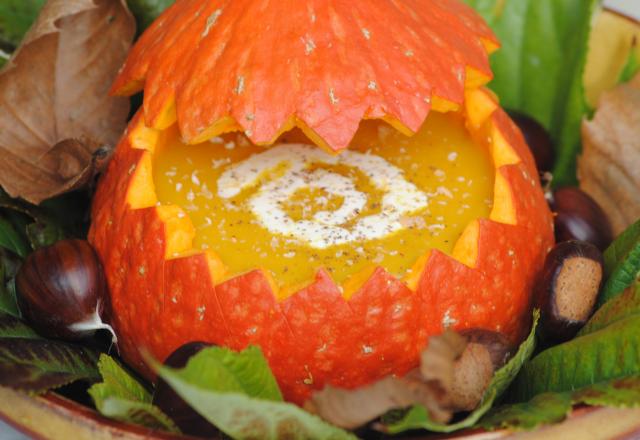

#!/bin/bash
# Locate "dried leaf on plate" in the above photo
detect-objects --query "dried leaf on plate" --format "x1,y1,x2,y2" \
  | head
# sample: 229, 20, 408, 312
0, 0, 135, 204
306, 330, 510, 429
579, 73, 640, 235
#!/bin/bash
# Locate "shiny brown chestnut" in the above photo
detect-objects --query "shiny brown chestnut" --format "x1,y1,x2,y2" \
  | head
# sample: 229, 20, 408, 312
15, 239, 116, 342
152, 342, 220, 438
551, 187, 613, 251
535, 240, 604, 343
509, 111, 555, 172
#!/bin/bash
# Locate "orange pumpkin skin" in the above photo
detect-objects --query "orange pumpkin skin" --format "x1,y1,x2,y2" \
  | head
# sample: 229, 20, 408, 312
110, 0, 498, 151
91, 0, 554, 404
90, 104, 553, 404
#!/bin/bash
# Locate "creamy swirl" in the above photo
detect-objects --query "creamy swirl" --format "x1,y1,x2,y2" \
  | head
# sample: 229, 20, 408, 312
217, 144, 428, 248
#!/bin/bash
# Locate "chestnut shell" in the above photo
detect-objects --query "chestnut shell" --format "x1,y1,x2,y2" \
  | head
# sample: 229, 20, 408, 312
551, 187, 613, 251
458, 329, 512, 369
509, 111, 555, 172
535, 240, 604, 343
15, 239, 108, 340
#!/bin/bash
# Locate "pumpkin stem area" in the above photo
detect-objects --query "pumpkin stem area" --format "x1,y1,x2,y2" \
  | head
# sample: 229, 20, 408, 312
151, 112, 494, 290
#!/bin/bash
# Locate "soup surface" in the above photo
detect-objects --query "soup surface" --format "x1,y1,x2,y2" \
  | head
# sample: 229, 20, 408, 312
153, 112, 494, 287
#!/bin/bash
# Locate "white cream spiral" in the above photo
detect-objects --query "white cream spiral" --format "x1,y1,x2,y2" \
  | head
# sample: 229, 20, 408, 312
217, 144, 428, 249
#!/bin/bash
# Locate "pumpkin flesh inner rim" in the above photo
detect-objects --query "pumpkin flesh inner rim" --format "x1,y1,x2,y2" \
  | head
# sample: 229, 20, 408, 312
151, 112, 494, 290
124, 89, 520, 299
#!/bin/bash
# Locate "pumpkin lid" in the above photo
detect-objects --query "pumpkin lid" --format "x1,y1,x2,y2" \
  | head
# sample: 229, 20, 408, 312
112, 0, 499, 152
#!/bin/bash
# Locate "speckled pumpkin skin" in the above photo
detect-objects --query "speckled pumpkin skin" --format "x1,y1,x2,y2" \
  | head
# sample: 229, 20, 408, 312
90, 105, 553, 404
90, 0, 554, 404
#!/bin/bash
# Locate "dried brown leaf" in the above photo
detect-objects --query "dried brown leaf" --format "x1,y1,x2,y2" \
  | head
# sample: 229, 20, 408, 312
579, 74, 640, 235
0, 0, 135, 204
419, 329, 467, 388
304, 374, 451, 430
306, 330, 509, 429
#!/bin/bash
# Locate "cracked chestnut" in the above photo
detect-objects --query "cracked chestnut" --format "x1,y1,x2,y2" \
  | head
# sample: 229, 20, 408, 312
535, 240, 604, 343
449, 329, 512, 411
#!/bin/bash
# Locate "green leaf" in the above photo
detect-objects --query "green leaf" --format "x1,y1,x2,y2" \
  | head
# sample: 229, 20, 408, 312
464, 0, 597, 186
512, 314, 640, 402
127, 0, 174, 32
617, 47, 640, 85
25, 221, 65, 250
158, 372, 354, 440
0, 189, 68, 250
171, 345, 283, 401
481, 376, 640, 431
600, 218, 640, 305
0, 280, 19, 318
5, 211, 31, 244
573, 375, 640, 408
0, 337, 100, 394
384, 310, 540, 434
153, 346, 354, 440
96, 397, 180, 433
0, 312, 40, 338
580, 282, 640, 336
500, 243, 640, 431
0, 214, 29, 257
384, 398, 494, 435
481, 392, 572, 431
89, 355, 179, 433
0, 250, 20, 317
0, 0, 45, 47
90, 355, 152, 403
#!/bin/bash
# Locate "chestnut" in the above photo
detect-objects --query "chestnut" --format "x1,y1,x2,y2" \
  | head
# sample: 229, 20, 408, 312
15, 239, 116, 342
535, 240, 604, 343
152, 341, 219, 438
551, 187, 613, 251
458, 329, 512, 370
449, 330, 512, 411
509, 111, 555, 172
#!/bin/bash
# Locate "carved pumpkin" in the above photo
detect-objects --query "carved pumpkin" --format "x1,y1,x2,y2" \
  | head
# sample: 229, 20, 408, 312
90, 0, 554, 404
